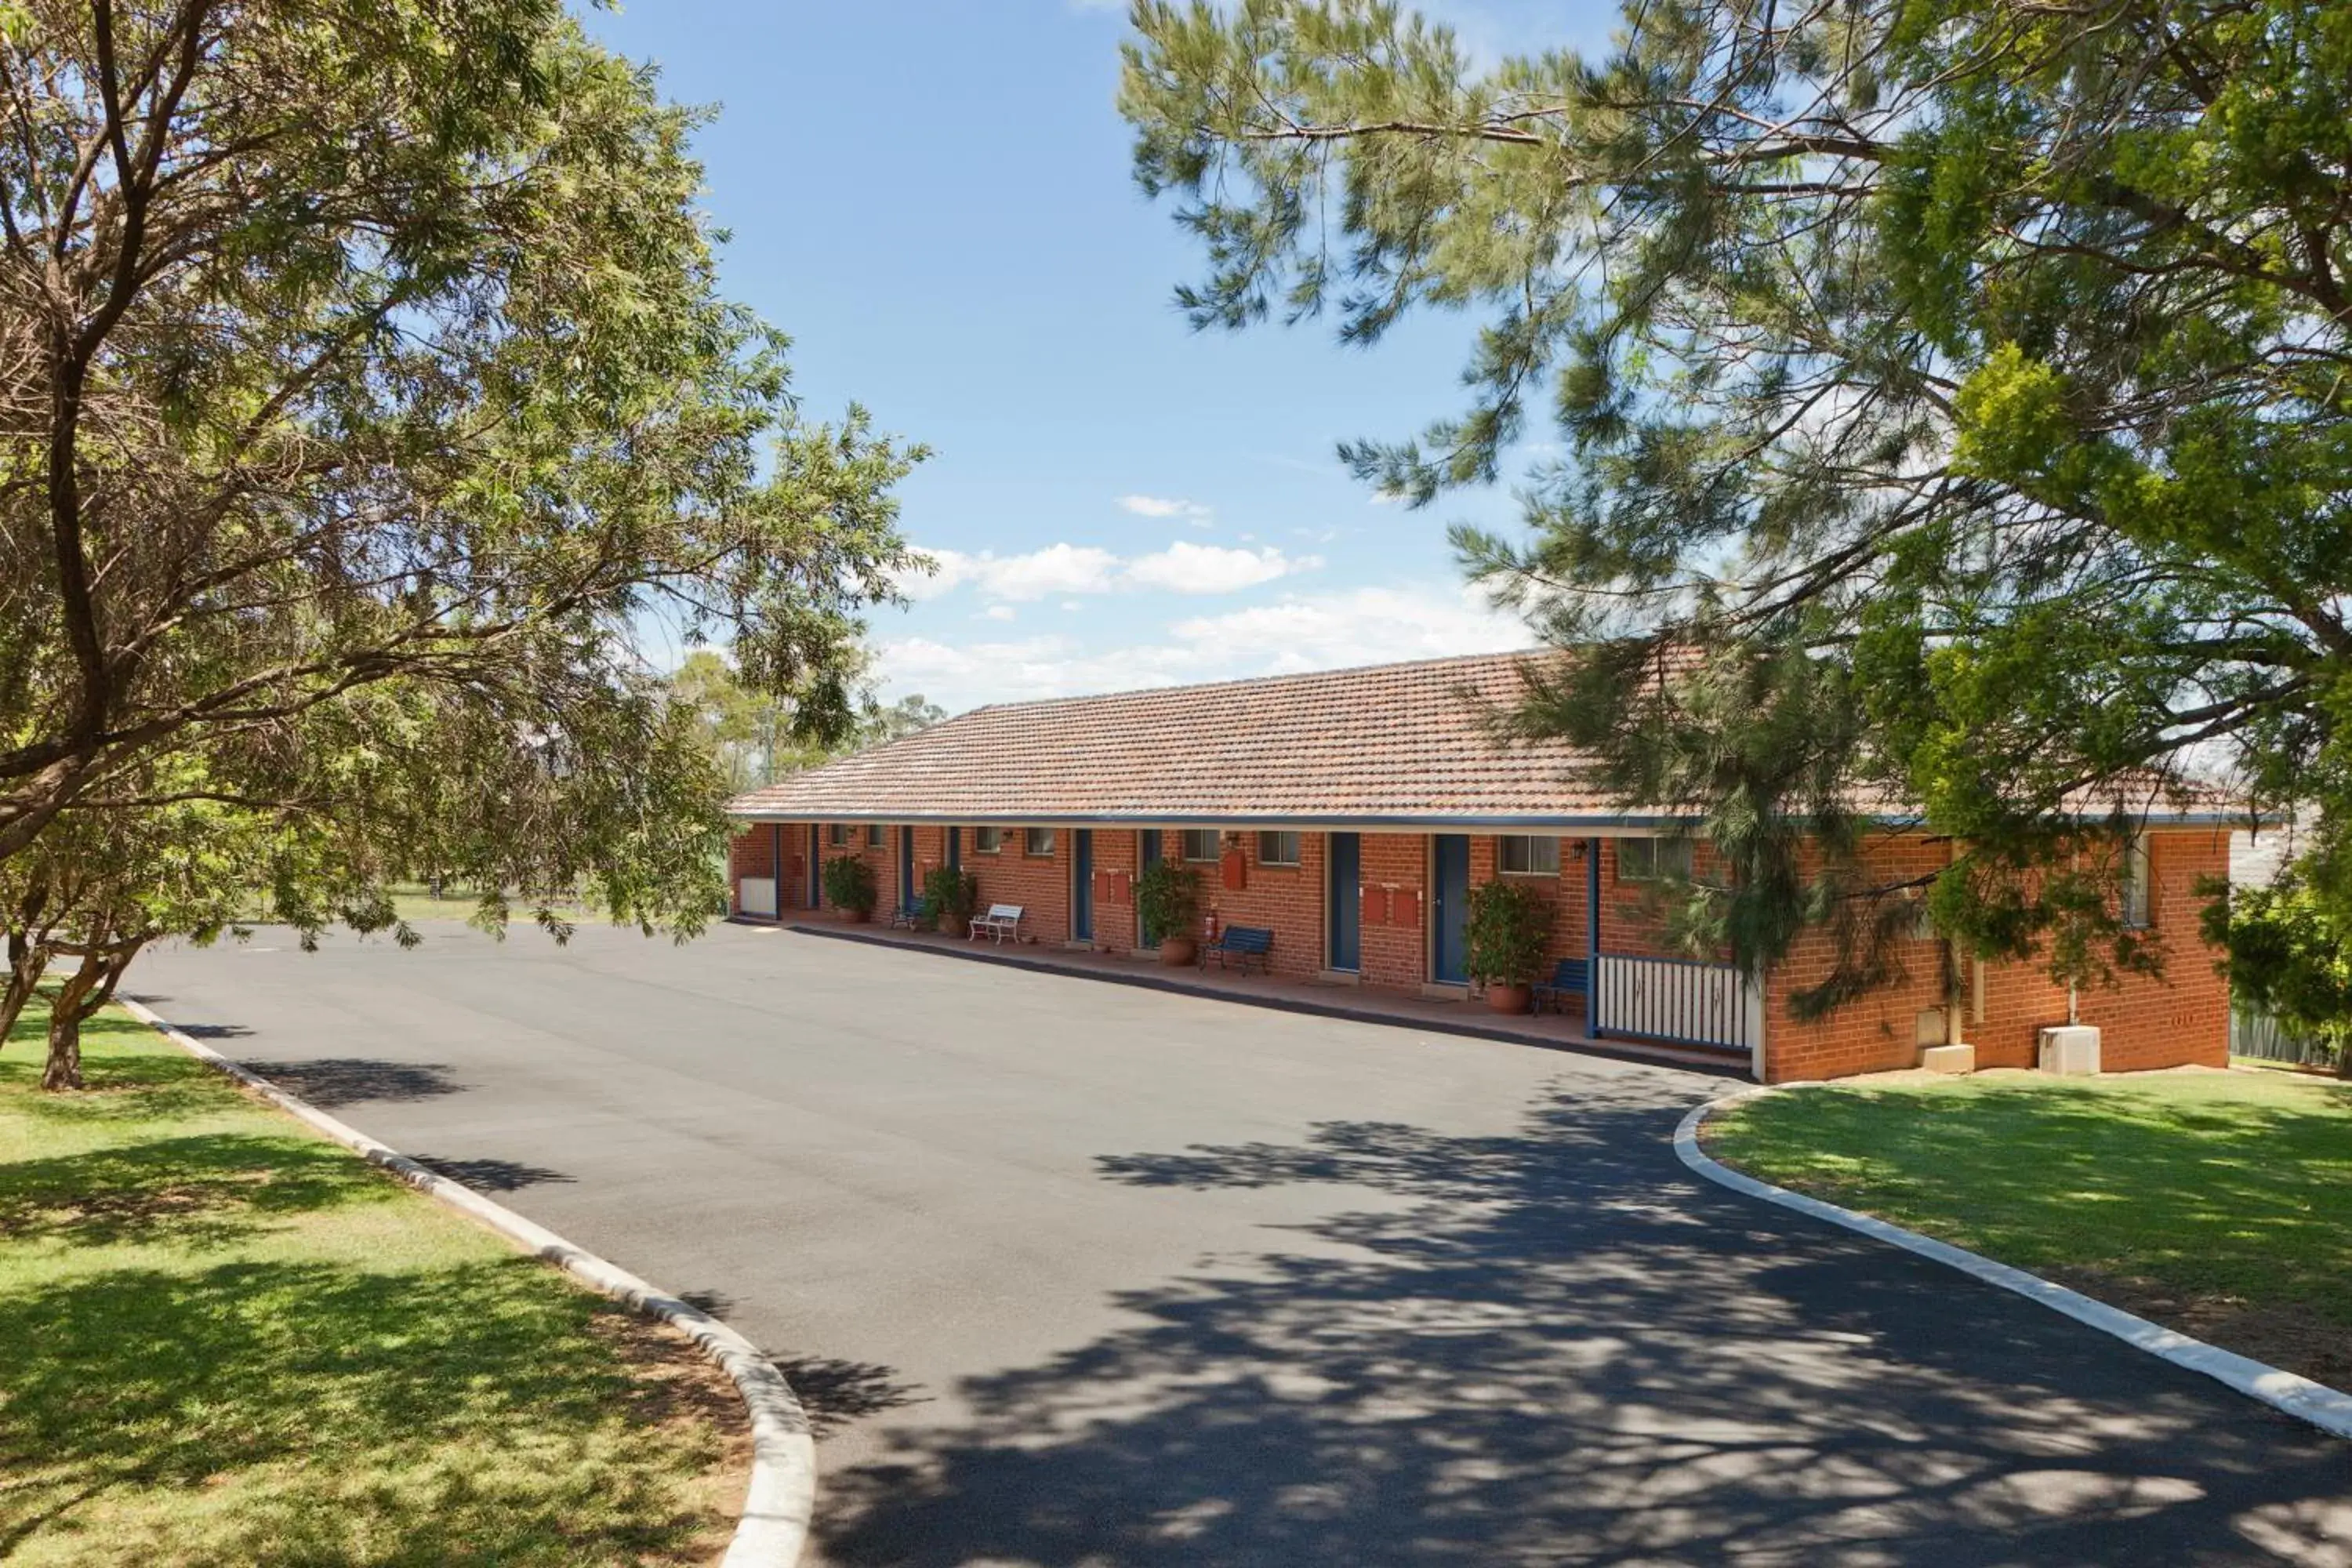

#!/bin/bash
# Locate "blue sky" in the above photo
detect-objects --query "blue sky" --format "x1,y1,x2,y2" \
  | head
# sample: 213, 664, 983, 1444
586, 1, 1617, 713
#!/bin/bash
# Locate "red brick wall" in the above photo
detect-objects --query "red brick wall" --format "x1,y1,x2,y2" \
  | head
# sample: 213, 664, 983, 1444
1359, 832, 1428, 989
960, 828, 1073, 943
728, 822, 801, 916
1763, 829, 2232, 1082
1764, 833, 1952, 1082
1965, 828, 2230, 1073
1093, 830, 1142, 953
808, 822, 892, 916
1193, 829, 1329, 980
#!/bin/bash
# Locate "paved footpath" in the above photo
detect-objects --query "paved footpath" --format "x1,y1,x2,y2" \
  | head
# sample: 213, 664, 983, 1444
132, 923, 2350, 1566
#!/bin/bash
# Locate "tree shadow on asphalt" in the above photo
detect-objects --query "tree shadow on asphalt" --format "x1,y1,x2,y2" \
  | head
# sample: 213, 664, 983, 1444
815, 1073, 2351, 1567
233, 1057, 466, 1108
412, 1154, 574, 1193
775, 1356, 931, 1439
670, 1290, 927, 1439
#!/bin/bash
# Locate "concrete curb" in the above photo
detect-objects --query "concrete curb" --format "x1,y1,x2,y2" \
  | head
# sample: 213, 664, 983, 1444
786, 921, 1753, 1080
118, 997, 818, 1568
1675, 1086, 2352, 1443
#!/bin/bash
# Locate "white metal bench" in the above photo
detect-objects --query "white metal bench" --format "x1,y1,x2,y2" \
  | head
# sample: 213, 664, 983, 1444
969, 903, 1024, 944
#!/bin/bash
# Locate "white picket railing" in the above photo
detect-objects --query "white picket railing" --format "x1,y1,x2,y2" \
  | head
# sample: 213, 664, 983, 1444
1592, 952, 1762, 1056
738, 877, 779, 919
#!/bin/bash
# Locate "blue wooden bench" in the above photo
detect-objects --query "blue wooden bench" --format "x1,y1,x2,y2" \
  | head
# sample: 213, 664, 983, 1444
1201, 924, 1274, 975
1531, 956, 1590, 1014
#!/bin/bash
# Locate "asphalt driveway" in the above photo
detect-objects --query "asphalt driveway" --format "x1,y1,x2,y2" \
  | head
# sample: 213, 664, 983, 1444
129, 922, 2350, 1566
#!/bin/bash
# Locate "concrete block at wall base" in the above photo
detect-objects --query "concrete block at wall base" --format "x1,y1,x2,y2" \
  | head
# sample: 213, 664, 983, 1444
2038, 1025, 2103, 1076
1918, 1043, 1976, 1075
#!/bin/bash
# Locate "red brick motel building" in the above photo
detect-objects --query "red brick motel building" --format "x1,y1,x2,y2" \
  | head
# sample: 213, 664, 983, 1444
725, 653, 2234, 1083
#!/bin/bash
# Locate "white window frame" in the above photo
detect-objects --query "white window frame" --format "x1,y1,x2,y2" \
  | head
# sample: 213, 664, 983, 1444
827, 823, 848, 848
1257, 830, 1301, 867
865, 824, 884, 849
1024, 827, 1056, 857
1181, 829, 1220, 863
1497, 834, 1560, 877
1617, 837, 1693, 883
974, 826, 1003, 854
2122, 833, 2154, 929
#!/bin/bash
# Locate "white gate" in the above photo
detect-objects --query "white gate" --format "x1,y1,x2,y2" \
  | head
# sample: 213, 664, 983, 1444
737, 877, 778, 919
1592, 953, 1762, 1055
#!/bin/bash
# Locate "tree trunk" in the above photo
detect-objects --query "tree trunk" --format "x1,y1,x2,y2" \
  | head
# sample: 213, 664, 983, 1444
38, 938, 138, 1092
0, 932, 41, 1044
41, 953, 98, 1090
1, 887, 53, 1046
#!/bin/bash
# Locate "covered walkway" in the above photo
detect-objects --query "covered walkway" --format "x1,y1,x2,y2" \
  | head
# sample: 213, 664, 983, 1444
771, 915, 1753, 1077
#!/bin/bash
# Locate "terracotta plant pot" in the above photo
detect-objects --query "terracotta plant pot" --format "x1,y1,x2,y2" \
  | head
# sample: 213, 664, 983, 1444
848, 907, 872, 924
1485, 982, 1531, 1015
1159, 935, 1198, 967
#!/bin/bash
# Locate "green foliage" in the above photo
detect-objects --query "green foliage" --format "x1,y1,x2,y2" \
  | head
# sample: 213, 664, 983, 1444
2202, 873, 2352, 1074
822, 855, 879, 916
2, 2, 921, 954
1134, 859, 1202, 945
1463, 879, 1551, 987
670, 652, 949, 796
1122, 0, 2350, 1011
0, 998, 735, 1563
920, 866, 980, 933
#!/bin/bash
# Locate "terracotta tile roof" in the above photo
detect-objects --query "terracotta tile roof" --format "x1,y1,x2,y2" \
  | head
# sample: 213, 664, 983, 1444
727, 652, 1645, 827
724, 651, 2251, 829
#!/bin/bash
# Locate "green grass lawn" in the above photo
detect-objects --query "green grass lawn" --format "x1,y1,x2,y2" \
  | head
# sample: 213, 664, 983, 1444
384, 884, 613, 927
0, 994, 743, 1566
1706, 1064, 2352, 1390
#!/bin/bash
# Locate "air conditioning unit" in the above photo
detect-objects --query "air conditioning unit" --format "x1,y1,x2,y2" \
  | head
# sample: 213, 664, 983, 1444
2038, 1025, 2101, 1076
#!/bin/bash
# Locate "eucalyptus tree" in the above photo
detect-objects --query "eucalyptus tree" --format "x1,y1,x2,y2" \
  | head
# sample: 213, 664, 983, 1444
1121, 0, 2347, 1009
2, 0, 921, 967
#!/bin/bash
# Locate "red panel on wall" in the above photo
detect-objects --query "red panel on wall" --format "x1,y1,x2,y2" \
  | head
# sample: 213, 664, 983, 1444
1221, 848, 1247, 891
1360, 885, 1390, 929
1389, 887, 1421, 927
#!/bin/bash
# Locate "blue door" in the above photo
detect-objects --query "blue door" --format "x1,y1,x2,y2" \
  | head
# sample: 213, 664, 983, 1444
806, 824, 820, 908
1328, 832, 1361, 971
1432, 833, 1471, 984
899, 826, 916, 913
1071, 829, 1094, 941
947, 826, 960, 870
1138, 829, 1161, 948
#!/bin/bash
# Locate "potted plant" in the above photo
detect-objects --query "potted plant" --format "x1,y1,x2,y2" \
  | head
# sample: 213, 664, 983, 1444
1135, 858, 1203, 966
1466, 879, 1552, 1013
822, 855, 879, 923
920, 865, 980, 935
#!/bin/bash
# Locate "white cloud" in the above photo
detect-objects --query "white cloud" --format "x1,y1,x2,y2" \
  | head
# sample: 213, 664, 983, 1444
897, 538, 1316, 603
901, 543, 1121, 602
1116, 493, 1213, 524
873, 583, 1530, 713
982, 604, 1017, 622
1167, 584, 1526, 670
1123, 542, 1313, 595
